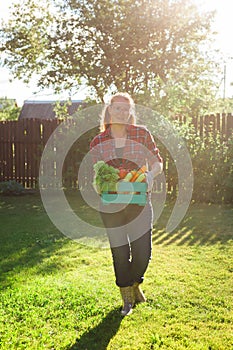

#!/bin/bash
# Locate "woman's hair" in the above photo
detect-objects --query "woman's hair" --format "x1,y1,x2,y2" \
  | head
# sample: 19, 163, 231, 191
100, 92, 136, 131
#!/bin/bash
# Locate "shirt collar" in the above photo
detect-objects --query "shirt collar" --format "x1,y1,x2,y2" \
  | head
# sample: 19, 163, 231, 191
105, 124, 132, 137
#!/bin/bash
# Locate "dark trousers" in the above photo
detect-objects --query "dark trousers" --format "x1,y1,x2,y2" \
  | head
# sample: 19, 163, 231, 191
100, 202, 153, 287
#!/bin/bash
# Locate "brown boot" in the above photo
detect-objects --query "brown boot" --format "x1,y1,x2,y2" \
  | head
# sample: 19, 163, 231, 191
133, 282, 146, 303
119, 286, 134, 316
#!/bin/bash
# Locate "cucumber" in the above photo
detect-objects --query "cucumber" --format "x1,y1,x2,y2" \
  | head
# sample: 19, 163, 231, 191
135, 173, 146, 182
122, 172, 133, 181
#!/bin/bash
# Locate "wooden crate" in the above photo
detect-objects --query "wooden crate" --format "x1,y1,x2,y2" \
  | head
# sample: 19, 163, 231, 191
101, 182, 148, 206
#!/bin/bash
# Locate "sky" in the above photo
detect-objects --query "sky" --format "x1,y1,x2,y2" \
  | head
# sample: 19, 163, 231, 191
0, 0, 233, 106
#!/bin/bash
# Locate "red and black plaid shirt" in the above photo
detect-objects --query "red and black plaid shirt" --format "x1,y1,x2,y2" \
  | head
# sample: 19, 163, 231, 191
90, 124, 162, 171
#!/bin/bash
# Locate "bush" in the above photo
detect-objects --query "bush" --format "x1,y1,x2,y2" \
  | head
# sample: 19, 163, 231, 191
170, 122, 233, 203
0, 180, 25, 195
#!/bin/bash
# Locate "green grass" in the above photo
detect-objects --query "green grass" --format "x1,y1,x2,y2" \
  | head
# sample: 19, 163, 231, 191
0, 192, 232, 350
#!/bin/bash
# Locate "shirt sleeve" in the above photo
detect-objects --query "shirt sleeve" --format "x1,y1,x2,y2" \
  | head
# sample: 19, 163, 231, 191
145, 130, 163, 166
90, 136, 101, 165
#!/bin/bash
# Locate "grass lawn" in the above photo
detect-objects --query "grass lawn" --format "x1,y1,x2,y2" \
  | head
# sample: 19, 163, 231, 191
0, 192, 232, 350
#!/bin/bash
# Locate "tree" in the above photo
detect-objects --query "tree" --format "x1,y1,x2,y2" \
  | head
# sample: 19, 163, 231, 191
0, 0, 219, 113
0, 97, 20, 120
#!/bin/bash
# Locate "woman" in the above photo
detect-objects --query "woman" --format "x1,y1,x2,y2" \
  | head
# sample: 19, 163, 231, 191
90, 92, 163, 316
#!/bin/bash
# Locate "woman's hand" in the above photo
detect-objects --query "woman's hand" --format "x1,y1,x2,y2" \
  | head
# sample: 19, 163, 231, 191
146, 171, 154, 192
146, 162, 163, 191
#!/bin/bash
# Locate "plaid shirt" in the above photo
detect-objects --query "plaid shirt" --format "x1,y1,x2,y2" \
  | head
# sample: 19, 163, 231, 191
90, 124, 162, 170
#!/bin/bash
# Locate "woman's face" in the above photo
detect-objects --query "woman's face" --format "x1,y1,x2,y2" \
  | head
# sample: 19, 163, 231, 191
109, 97, 131, 125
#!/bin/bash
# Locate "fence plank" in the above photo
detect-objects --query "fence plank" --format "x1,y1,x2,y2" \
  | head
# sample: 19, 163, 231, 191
8, 121, 14, 181
226, 113, 233, 140
222, 113, 227, 140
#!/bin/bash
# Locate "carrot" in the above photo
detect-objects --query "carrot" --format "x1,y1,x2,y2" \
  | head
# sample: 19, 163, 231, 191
130, 165, 147, 182
128, 170, 136, 180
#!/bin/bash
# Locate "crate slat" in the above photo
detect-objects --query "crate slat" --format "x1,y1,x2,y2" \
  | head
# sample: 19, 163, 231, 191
101, 181, 148, 205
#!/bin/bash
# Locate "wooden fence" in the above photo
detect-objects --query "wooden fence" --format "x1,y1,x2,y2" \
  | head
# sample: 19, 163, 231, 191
0, 113, 232, 189
0, 119, 60, 188
174, 113, 233, 140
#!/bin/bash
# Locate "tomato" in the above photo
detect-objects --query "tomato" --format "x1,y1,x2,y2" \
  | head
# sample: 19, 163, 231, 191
119, 168, 129, 179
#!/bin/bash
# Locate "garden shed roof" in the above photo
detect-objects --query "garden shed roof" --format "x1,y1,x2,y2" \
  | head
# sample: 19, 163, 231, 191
18, 100, 84, 119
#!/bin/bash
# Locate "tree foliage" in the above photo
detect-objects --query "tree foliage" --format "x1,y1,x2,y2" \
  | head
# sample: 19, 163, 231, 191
0, 97, 20, 120
0, 0, 219, 114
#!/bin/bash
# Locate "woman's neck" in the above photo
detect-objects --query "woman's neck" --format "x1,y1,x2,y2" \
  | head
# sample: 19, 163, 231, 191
110, 124, 127, 139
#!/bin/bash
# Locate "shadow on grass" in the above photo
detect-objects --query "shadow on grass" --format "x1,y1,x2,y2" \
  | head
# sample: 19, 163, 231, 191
68, 308, 122, 350
0, 194, 71, 288
153, 202, 233, 246
0, 235, 68, 287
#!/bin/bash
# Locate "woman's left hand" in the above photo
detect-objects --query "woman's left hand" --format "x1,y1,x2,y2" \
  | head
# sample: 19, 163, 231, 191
145, 171, 154, 192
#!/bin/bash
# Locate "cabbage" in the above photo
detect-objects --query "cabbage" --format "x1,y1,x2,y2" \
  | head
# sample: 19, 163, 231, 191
93, 161, 119, 193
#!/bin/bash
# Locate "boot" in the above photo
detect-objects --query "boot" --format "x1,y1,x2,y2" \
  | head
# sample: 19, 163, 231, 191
119, 286, 134, 316
133, 282, 146, 303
